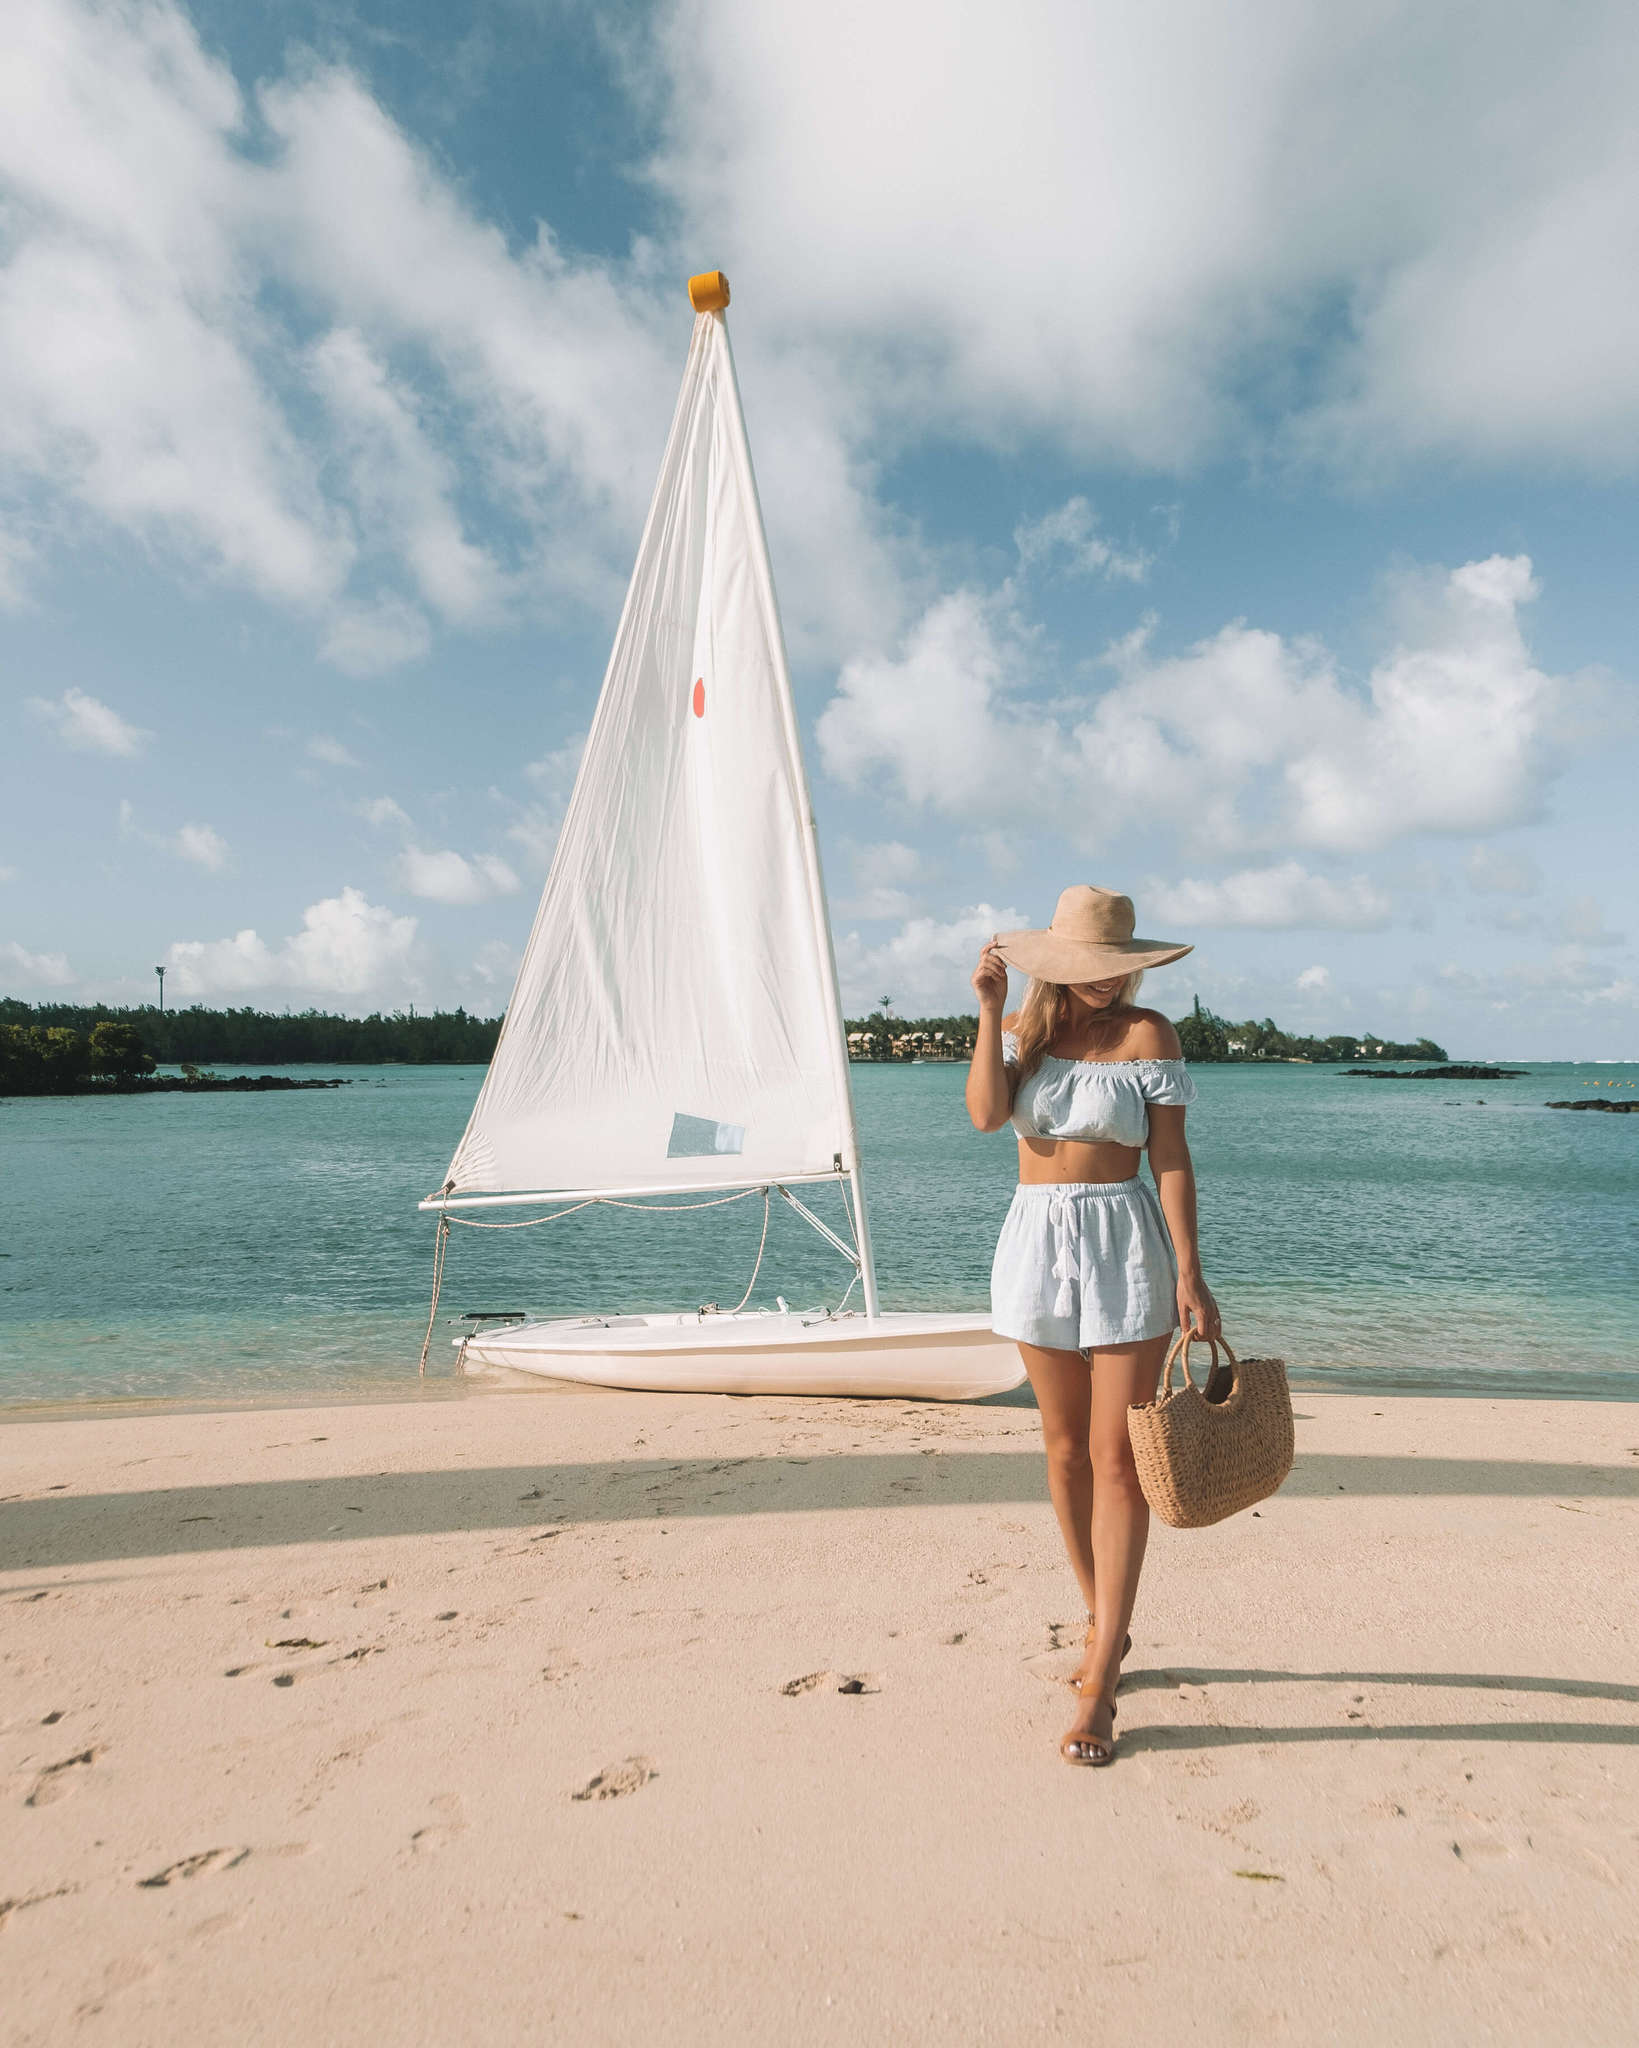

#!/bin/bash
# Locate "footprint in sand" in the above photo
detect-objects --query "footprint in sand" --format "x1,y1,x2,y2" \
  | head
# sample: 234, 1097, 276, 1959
411, 1804, 467, 1851
0, 1883, 79, 1930
779, 1671, 880, 1697
138, 1848, 249, 1888
75, 1951, 160, 2019
26, 1746, 101, 1807
572, 1757, 657, 1801
1023, 1622, 1082, 1683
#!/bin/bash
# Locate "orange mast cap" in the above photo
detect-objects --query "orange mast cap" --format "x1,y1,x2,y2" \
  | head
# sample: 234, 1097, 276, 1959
688, 270, 731, 313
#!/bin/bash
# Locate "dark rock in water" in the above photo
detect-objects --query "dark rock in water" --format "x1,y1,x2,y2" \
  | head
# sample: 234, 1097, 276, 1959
1546, 1099, 1639, 1113
1344, 1064, 1525, 1081
129, 1074, 350, 1093
0, 1073, 350, 1097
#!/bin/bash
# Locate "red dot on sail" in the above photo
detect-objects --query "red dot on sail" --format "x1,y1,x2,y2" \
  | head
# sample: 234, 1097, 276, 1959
692, 678, 705, 718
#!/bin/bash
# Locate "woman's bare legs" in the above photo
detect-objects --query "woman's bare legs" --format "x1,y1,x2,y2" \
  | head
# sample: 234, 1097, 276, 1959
1060, 1334, 1168, 1757
1017, 1342, 1098, 1620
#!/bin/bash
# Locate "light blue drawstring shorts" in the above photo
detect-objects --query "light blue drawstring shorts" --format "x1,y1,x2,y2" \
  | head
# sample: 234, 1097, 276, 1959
990, 1179, 1178, 1353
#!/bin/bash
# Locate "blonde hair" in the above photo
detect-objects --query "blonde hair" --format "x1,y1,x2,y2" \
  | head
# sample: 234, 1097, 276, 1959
1010, 970, 1145, 1082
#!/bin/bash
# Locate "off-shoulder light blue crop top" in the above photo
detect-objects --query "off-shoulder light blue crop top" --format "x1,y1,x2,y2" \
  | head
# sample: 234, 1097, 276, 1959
1000, 1031, 1197, 1146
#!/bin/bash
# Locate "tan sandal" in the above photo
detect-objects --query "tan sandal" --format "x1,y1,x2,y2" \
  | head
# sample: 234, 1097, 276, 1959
1061, 1691, 1118, 1767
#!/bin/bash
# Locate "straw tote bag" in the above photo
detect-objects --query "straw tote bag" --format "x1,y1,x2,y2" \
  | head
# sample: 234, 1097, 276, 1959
1127, 1330, 1294, 1529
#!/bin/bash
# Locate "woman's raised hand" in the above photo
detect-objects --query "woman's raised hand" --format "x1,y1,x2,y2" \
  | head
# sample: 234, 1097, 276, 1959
971, 938, 1009, 1013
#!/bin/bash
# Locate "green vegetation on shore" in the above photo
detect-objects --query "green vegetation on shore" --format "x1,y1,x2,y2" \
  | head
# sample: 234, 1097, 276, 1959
844, 999, 1446, 1064
2, 995, 1447, 1094
2, 1018, 159, 1094
1, 1000, 501, 1068
1173, 998, 1445, 1065
0, 1019, 351, 1096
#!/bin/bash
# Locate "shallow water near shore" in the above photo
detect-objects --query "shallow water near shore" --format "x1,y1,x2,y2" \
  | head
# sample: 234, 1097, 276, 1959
1, 1060, 1635, 1407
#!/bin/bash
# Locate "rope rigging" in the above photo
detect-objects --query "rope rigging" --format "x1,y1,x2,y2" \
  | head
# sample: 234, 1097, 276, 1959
416, 1179, 853, 1375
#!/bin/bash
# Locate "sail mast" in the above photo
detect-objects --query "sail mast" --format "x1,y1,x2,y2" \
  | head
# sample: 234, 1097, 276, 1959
710, 290, 881, 1320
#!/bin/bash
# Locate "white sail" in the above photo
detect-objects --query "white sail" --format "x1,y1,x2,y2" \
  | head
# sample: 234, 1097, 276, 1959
440, 310, 860, 1204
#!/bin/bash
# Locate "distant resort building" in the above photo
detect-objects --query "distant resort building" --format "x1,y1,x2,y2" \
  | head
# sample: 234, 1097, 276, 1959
846, 1023, 970, 1062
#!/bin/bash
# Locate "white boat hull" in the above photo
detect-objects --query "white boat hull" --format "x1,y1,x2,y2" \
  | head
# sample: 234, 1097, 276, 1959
458, 1309, 1024, 1400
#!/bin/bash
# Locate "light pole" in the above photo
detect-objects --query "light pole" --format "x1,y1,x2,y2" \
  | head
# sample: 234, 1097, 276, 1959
154, 965, 165, 1013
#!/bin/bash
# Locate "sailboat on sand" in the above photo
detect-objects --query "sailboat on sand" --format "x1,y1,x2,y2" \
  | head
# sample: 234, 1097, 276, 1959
420, 272, 1022, 1401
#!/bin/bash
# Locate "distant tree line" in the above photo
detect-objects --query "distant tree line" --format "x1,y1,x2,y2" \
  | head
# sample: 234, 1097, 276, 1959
844, 1001, 1446, 1065
1171, 997, 1445, 1064
3, 996, 1445, 1087
0, 1001, 501, 1066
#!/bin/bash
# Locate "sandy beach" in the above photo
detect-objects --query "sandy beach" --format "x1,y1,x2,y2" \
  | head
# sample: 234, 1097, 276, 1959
3, 1379, 1637, 2045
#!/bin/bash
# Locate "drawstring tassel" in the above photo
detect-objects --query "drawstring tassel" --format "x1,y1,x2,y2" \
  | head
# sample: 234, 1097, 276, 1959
1049, 1196, 1075, 1319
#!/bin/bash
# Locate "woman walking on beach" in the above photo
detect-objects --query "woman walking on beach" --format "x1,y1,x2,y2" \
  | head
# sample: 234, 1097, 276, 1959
967, 887, 1218, 1767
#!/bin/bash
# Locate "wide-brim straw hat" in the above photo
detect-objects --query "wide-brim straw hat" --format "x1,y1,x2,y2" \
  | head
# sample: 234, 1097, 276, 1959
996, 886, 1192, 983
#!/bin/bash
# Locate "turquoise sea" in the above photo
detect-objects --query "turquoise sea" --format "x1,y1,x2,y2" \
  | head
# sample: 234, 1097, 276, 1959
1, 1061, 1635, 1407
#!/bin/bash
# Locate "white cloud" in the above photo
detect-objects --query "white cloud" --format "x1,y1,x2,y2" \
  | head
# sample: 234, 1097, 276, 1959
352, 793, 522, 906
656, 0, 1639, 472
0, 865, 18, 884
1014, 498, 1149, 583
2, 938, 73, 986
174, 823, 229, 871
0, 2, 348, 607
7, 0, 1639, 717
166, 886, 420, 997
819, 590, 1021, 812
853, 840, 923, 887
835, 902, 1023, 1014
1469, 890, 1625, 948
308, 326, 504, 625
114, 802, 229, 869
524, 737, 587, 794
0, 529, 35, 611
1562, 897, 1624, 949
842, 887, 917, 922
1281, 557, 1556, 851
358, 794, 412, 829
838, 839, 924, 918
396, 847, 520, 906
505, 808, 566, 872
0, 1, 684, 660
1439, 948, 1639, 1015
1147, 864, 1392, 932
1464, 843, 1540, 896
503, 735, 588, 872
820, 556, 1568, 858
319, 597, 432, 677
468, 938, 521, 991
26, 686, 149, 756
1296, 965, 1331, 992
309, 735, 362, 768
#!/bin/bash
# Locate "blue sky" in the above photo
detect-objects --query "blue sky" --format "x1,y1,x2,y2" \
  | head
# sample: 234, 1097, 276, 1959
3, 0, 1636, 1057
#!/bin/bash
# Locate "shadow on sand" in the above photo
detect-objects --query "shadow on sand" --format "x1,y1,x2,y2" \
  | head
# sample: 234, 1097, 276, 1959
1104, 1665, 1639, 1752
4, 1448, 1637, 1569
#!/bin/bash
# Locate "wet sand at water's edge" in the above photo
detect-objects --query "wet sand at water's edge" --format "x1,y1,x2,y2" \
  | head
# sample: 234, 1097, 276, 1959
4, 1383, 1637, 2044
